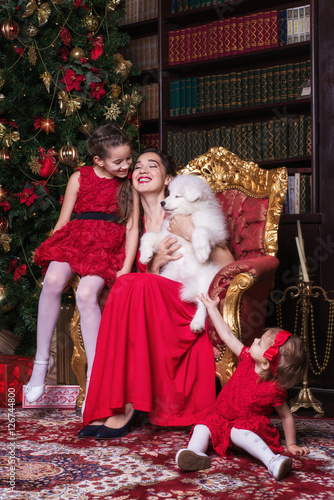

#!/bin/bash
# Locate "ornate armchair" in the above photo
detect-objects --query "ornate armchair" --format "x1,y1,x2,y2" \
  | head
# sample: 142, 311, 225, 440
180, 147, 287, 387
70, 147, 287, 410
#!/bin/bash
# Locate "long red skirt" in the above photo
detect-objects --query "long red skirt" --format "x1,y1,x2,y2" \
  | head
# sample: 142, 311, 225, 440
83, 273, 216, 427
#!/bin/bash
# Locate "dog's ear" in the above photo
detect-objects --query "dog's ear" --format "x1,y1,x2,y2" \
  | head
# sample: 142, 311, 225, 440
184, 185, 201, 202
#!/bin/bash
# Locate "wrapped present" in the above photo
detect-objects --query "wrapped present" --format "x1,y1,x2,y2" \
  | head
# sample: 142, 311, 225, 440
0, 354, 34, 406
22, 384, 80, 409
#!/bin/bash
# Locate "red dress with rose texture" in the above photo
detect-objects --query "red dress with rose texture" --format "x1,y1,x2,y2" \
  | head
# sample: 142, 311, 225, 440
83, 257, 216, 427
34, 166, 126, 287
197, 346, 287, 458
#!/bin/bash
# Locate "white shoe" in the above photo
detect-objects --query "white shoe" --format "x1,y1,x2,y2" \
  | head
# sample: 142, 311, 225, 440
268, 455, 292, 481
24, 359, 53, 403
175, 449, 211, 472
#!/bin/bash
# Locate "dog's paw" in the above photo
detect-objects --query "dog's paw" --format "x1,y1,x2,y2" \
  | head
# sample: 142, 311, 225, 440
193, 243, 211, 263
190, 317, 205, 333
139, 246, 153, 265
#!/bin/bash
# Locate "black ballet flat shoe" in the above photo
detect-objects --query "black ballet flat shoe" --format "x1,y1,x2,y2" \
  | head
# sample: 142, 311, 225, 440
95, 410, 140, 440
78, 424, 104, 438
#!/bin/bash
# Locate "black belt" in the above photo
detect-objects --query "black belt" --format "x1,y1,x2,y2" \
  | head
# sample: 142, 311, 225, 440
74, 212, 120, 222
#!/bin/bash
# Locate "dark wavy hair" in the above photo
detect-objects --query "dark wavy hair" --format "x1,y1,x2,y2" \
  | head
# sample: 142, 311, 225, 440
88, 124, 133, 224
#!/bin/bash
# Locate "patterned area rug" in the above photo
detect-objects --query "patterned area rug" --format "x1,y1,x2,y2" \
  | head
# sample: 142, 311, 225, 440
0, 409, 332, 499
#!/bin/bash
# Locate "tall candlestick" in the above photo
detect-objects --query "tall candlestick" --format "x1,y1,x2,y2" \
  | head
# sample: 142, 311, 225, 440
297, 220, 306, 262
295, 236, 309, 282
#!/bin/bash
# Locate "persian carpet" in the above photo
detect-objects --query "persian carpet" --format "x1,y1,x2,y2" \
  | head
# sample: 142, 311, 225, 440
0, 409, 332, 499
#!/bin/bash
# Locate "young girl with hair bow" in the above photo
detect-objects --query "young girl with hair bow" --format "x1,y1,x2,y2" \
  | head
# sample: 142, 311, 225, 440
176, 294, 310, 481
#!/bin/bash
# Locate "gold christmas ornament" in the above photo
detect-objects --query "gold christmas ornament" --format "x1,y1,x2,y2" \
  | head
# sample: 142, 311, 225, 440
106, 0, 121, 16
122, 94, 131, 105
28, 156, 40, 174
83, 11, 99, 32
26, 24, 39, 38
110, 84, 121, 100
22, 1, 51, 27
78, 120, 93, 136
114, 53, 132, 80
28, 46, 38, 65
0, 216, 8, 234
58, 90, 83, 116
59, 144, 79, 167
40, 71, 52, 93
104, 103, 121, 121
0, 233, 11, 253
0, 122, 20, 148
70, 47, 86, 61
131, 90, 143, 106
0, 20, 20, 40
0, 69, 5, 90
0, 148, 10, 162
0, 284, 15, 311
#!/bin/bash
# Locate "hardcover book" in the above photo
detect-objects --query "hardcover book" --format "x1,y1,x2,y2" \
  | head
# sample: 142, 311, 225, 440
230, 16, 238, 55
279, 9, 287, 46
270, 9, 279, 47
248, 69, 254, 106
263, 11, 271, 48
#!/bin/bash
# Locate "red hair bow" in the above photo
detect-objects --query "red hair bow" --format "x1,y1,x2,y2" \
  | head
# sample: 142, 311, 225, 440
263, 330, 292, 375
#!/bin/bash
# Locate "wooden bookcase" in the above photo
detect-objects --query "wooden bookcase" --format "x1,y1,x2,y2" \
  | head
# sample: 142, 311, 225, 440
123, 0, 334, 389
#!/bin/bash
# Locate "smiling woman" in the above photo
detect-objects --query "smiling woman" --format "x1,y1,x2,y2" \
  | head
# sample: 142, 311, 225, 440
80, 148, 221, 439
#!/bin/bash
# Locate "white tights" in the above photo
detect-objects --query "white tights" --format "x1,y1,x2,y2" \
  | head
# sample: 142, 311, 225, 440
29, 261, 105, 388
188, 424, 277, 468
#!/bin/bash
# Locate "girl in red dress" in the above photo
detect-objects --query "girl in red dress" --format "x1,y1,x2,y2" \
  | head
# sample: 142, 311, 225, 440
79, 149, 234, 439
176, 293, 310, 481
25, 124, 139, 403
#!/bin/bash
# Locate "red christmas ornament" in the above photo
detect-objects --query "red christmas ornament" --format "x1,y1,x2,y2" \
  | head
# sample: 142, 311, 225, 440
37, 147, 58, 178
40, 116, 56, 134
1, 20, 20, 40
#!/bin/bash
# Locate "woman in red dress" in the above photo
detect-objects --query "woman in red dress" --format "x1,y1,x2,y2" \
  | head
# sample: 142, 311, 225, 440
80, 148, 234, 439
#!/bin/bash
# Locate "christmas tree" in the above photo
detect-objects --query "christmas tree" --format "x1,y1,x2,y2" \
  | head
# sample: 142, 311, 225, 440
0, 0, 143, 354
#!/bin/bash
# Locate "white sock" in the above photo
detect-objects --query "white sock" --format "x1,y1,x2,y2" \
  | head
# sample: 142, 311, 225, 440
230, 427, 276, 468
187, 424, 211, 456
29, 262, 73, 387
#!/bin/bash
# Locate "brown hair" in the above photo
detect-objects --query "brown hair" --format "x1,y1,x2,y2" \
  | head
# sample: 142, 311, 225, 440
260, 327, 307, 389
88, 123, 133, 223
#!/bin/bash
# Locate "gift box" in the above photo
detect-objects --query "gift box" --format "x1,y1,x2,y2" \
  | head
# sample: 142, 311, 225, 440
22, 384, 80, 409
0, 354, 34, 406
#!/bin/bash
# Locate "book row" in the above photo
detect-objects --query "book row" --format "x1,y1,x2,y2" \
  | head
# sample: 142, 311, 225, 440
141, 133, 160, 150
168, 6, 310, 65
171, 0, 233, 14
140, 84, 159, 121
169, 60, 311, 116
167, 115, 311, 168
122, 0, 158, 24
122, 35, 158, 72
284, 173, 312, 214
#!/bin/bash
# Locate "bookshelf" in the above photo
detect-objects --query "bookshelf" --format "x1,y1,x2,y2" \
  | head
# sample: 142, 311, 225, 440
125, 0, 334, 390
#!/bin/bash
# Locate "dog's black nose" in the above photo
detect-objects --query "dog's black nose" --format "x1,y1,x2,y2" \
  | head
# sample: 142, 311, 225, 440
161, 201, 166, 207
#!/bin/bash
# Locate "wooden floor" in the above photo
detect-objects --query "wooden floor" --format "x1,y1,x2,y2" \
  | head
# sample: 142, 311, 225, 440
287, 387, 334, 419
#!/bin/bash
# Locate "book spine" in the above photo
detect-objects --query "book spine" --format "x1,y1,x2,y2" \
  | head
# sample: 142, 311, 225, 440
200, 23, 209, 61
236, 72, 242, 108
298, 115, 306, 156
176, 0, 183, 14
287, 8, 293, 45
191, 26, 200, 61
306, 115, 312, 155
294, 172, 300, 214
211, 21, 218, 59
210, 74, 217, 112
185, 77, 192, 115
270, 9, 279, 48
267, 66, 273, 103
216, 73, 224, 111
235, 124, 243, 158
223, 73, 230, 110
230, 71, 237, 108
174, 30, 180, 65
299, 6, 305, 43
246, 122, 254, 160
274, 120, 281, 159
171, 0, 177, 15
241, 70, 248, 107
280, 64, 287, 102
279, 9, 287, 46
299, 60, 307, 86
253, 121, 263, 161
293, 62, 300, 98
288, 175, 295, 214
305, 5, 311, 41
230, 16, 238, 55
185, 27, 192, 63
260, 68, 267, 104
179, 29, 186, 64
167, 131, 174, 158
217, 19, 224, 58
174, 80, 181, 116
198, 76, 205, 113
240, 122, 248, 159
237, 15, 245, 54
286, 63, 294, 100
191, 77, 198, 114
257, 11, 264, 51
266, 120, 275, 160
180, 78, 186, 115
280, 118, 288, 158
203, 75, 211, 112
293, 7, 299, 44
263, 11, 271, 49
168, 30, 176, 66
300, 174, 311, 214
250, 13, 258, 51
254, 69, 261, 106
223, 17, 231, 56
169, 81, 175, 117
288, 117, 300, 157
244, 15, 251, 52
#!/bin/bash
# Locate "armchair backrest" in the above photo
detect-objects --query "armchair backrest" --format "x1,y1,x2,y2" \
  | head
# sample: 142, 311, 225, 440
179, 147, 288, 260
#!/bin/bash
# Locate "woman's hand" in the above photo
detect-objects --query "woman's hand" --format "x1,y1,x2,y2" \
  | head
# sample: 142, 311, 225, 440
167, 215, 194, 242
146, 235, 182, 274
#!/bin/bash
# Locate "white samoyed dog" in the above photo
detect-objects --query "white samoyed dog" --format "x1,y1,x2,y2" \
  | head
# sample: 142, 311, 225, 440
139, 174, 229, 332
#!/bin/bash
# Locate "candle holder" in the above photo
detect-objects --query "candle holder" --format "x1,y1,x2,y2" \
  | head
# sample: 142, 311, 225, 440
271, 279, 334, 414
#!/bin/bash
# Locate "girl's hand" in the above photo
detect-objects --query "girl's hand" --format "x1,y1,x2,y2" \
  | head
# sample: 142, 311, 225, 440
197, 293, 220, 311
167, 215, 194, 242
286, 444, 310, 456
146, 235, 182, 274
